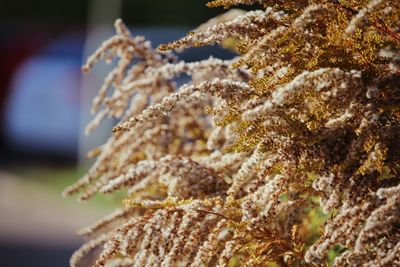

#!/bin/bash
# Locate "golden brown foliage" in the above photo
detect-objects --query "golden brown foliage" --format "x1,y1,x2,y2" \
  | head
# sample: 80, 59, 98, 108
66, 1, 400, 266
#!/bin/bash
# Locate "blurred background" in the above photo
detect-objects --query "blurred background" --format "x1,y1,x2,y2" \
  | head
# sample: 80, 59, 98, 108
0, 0, 236, 266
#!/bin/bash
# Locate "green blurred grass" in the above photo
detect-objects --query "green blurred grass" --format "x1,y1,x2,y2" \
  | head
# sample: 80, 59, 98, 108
7, 165, 121, 209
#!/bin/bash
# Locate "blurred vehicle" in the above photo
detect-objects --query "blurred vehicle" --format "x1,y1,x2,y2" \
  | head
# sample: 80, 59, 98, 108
4, 33, 83, 159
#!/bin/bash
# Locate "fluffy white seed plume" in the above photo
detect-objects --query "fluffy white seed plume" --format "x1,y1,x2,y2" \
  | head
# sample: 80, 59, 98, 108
114, 79, 252, 132
66, 1, 400, 266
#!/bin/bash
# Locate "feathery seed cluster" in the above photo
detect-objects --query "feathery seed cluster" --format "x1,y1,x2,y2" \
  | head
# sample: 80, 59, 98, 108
66, 1, 400, 266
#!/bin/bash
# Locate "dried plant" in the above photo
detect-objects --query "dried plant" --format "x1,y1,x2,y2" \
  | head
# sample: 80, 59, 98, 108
65, 1, 400, 266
